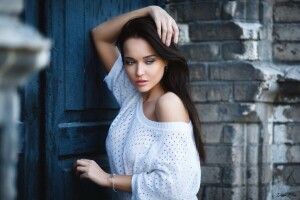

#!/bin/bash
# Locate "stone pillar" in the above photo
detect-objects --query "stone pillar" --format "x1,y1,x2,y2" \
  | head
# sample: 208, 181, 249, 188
0, 0, 50, 199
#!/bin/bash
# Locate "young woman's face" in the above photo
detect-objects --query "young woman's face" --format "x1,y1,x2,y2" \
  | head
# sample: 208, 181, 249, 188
123, 37, 166, 93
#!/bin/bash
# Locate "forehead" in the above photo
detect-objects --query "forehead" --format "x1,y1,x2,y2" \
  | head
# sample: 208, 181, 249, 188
123, 37, 156, 58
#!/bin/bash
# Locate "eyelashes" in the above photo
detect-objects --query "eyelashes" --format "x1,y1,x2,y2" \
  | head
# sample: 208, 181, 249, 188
145, 60, 154, 65
125, 60, 135, 65
125, 59, 155, 66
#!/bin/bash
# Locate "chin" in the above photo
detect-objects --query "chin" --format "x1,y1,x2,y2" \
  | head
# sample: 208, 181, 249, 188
137, 88, 150, 93
136, 86, 151, 93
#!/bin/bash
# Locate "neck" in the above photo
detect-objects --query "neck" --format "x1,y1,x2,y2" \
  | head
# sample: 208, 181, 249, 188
141, 84, 165, 103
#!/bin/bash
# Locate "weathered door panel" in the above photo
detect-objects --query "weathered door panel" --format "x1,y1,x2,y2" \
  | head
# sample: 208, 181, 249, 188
18, 0, 45, 200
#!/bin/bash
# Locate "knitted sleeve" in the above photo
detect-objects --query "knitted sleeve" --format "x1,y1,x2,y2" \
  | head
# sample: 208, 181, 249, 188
131, 128, 201, 200
104, 54, 136, 107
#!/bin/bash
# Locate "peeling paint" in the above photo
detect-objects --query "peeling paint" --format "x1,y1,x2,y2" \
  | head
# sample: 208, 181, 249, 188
272, 184, 300, 199
232, 41, 259, 60
235, 22, 261, 40
177, 23, 189, 44
241, 103, 256, 116
223, 1, 237, 18
273, 106, 294, 122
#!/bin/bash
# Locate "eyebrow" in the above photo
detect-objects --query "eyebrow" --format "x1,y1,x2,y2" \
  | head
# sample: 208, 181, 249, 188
124, 55, 158, 59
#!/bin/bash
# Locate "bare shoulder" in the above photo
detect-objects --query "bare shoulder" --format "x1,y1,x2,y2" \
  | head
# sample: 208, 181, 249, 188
155, 92, 190, 123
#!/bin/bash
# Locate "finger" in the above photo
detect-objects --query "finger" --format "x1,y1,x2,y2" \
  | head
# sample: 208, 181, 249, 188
155, 19, 162, 39
76, 166, 87, 172
78, 159, 91, 162
76, 159, 92, 166
161, 22, 168, 45
172, 22, 179, 44
75, 166, 87, 176
73, 160, 89, 172
80, 173, 88, 179
73, 160, 83, 171
166, 21, 173, 46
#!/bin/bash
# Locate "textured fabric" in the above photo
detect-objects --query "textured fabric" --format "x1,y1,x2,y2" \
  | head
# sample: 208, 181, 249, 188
104, 54, 201, 200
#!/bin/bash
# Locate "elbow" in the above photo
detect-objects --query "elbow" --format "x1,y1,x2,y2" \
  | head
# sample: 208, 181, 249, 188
91, 26, 109, 44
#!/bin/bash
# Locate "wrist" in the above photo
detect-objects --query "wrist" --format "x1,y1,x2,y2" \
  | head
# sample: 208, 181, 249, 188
109, 173, 117, 192
104, 173, 112, 188
147, 5, 156, 16
147, 5, 153, 13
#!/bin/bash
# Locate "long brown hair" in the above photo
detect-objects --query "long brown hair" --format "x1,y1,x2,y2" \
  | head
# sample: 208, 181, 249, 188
117, 16, 206, 162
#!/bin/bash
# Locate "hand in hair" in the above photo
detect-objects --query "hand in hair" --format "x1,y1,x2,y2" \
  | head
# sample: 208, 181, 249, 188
148, 6, 179, 46
92, 6, 179, 72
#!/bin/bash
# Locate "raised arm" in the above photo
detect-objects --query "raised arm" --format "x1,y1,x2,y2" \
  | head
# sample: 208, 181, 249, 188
91, 6, 179, 73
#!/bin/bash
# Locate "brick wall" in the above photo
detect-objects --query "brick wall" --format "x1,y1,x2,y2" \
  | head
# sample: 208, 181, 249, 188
166, 0, 300, 199
272, 0, 300, 199
274, 0, 300, 62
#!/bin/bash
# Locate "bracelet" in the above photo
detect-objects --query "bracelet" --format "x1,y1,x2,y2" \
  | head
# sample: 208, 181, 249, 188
110, 173, 117, 192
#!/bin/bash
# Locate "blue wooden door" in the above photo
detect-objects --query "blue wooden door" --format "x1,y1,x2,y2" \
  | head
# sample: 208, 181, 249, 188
42, 1, 163, 200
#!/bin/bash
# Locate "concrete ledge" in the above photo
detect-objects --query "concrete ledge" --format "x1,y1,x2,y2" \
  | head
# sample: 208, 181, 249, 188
0, 16, 51, 88
0, 0, 23, 15
0, 16, 50, 50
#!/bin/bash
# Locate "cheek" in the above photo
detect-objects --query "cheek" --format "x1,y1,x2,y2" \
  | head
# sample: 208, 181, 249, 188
125, 67, 135, 81
150, 66, 165, 81
155, 65, 165, 76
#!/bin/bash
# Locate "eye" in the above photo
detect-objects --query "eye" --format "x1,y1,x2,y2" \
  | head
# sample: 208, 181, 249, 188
125, 60, 135, 66
145, 59, 154, 65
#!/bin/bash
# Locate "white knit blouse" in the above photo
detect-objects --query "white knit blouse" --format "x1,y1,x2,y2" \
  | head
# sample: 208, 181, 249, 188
104, 55, 201, 200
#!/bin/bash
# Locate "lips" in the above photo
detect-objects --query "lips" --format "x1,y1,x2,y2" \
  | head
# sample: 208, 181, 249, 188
136, 80, 148, 87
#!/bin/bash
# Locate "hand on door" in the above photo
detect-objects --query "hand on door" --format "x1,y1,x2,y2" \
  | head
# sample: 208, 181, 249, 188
73, 159, 111, 187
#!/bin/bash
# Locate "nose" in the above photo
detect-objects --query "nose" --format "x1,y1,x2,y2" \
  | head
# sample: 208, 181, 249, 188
136, 63, 145, 77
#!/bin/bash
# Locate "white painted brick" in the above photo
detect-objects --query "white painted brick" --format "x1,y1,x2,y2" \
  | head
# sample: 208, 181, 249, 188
247, 124, 260, 144
274, 43, 300, 61
222, 166, 244, 186
177, 23, 189, 44
201, 124, 222, 143
272, 184, 300, 200
247, 145, 258, 164
201, 166, 222, 184
274, 24, 300, 41
272, 144, 300, 163
247, 166, 259, 185
222, 41, 259, 61
274, 4, 300, 22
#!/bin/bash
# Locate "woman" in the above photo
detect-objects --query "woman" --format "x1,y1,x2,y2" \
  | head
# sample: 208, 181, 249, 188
74, 5, 205, 199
